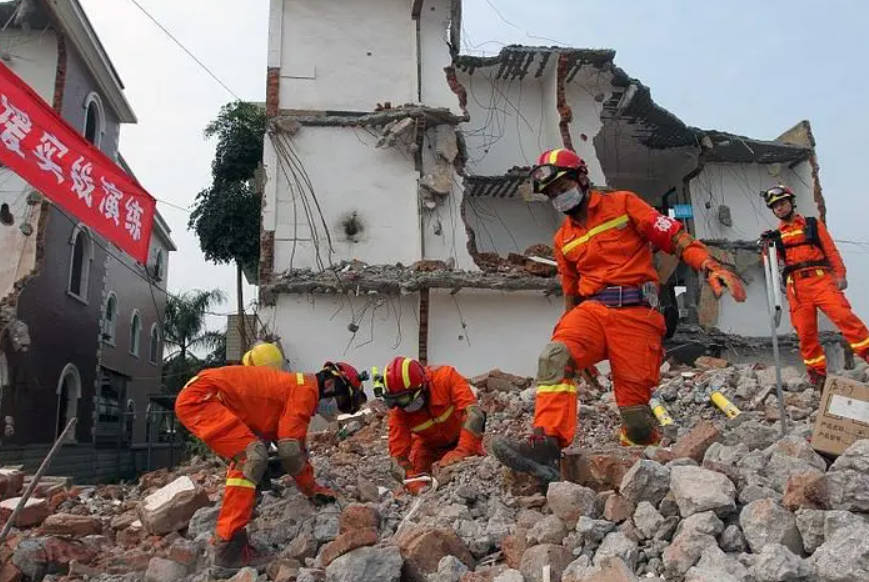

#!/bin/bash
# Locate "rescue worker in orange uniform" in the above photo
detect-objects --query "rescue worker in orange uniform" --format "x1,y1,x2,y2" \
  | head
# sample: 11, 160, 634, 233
493, 148, 747, 482
761, 185, 869, 389
379, 357, 486, 494
175, 342, 367, 569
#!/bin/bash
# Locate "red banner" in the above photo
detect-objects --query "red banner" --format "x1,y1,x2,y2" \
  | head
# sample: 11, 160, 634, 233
0, 61, 155, 264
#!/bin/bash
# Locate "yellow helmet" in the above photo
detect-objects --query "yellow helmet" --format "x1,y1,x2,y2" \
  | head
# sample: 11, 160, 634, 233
241, 342, 284, 368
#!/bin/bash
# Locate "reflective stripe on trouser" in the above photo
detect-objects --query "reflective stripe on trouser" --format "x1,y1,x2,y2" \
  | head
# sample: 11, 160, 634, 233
533, 301, 665, 447
175, 378, 258, 459
216, 464, 257, 540
788, 274, 869, 373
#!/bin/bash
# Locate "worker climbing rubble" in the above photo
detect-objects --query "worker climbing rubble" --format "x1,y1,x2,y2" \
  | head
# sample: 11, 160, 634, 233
376, 356, 486, 495
492, 147, 747, 483
761, 184, 869, 390
174, 341, 367, 570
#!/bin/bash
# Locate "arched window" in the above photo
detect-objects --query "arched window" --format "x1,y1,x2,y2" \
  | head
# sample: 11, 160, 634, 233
129, 310, 142, 356
149, 324, 160, 365
56, 364, 81, 442
67, 225, 93, 301
83, 92, 104, 147
102, 292, 118, 344
153, 249, 164, 282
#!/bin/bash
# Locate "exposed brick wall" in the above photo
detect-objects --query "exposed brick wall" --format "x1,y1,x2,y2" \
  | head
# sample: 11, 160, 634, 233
51, 33, 67, 112
259, 230, 274, 286
266, 67, 280, 118
418, 288, 429, 365
556, 54, 574, 151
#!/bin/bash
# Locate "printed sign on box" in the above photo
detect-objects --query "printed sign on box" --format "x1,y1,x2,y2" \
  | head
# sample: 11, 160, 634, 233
811, 375, 869, 457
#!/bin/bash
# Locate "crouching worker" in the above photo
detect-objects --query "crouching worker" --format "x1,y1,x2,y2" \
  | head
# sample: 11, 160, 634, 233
175, 342, 367, 569
378, 357, 486, 495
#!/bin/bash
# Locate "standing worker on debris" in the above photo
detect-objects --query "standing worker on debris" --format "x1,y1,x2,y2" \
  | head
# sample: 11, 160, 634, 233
493, 148, 747, 483
378, 356, 486, 494
760, 185, 869, 390
175, 342, 367, 570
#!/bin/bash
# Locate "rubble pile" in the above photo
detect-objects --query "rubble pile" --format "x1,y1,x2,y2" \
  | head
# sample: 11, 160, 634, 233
0, 359, 867, 581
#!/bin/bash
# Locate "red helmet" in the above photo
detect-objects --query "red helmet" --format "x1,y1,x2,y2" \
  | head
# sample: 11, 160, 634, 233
322, 361, 367, 413
383, 356, 426, 393
530, 148, 588, 193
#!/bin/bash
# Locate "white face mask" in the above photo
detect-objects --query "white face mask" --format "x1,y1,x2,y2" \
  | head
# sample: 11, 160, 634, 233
551, 187, 584, 213
317, 397, 339, 421
402, 394, 425, 413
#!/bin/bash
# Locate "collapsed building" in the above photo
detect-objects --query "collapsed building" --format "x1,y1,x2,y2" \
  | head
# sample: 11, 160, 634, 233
257, 0, 838, 377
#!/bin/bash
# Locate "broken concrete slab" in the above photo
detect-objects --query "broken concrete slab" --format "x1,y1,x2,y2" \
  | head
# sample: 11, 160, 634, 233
137, 476, 211, 535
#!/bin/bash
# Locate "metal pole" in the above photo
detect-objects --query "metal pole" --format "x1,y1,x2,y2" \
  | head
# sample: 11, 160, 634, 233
0, 418, 77, 543
762, 241, 788, 437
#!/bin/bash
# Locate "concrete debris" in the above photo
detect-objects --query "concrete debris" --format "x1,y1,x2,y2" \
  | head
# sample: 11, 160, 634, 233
0, 357, 864, 582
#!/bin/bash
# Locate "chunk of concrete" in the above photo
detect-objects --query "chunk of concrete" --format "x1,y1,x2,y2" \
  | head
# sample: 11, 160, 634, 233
138, 476, 211, 535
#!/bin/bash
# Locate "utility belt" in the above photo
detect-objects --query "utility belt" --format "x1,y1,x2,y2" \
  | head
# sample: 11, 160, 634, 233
782, 260, 830, 285
585, 281, 658, 308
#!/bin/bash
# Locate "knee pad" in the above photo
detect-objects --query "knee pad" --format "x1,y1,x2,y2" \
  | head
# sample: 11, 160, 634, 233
276, 438, 306, 476
536, 342, 574, 384
619, 405, 657, 445
241, 440, 269, 484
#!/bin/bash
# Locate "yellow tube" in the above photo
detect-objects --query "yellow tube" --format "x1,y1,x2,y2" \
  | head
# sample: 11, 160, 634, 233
649, 397, 673, 426
710, 390, 741, 419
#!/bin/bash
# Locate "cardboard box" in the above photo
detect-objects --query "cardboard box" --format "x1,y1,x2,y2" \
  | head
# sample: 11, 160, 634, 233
812, 375, 869, 457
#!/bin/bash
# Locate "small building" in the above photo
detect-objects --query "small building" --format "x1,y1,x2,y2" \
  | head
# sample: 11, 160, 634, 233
257, 0, 839, 377
0, 0, 179, 482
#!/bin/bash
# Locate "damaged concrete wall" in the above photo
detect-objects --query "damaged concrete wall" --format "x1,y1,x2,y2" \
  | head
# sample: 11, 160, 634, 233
276, 0, 416, 111
0, 28, 59, 103
0, 175, 42, 304
418, 0, 461, 112
462, 196, 561, 257
561, 67, 612, 186
267, 126, 421, 272
427, 288, 562, 377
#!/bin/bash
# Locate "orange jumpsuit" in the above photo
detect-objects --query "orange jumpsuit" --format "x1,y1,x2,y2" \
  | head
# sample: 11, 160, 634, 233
388, 366, 483, 475
540, 190, 711, 446
778, 215, 869, 374
175, 366, 320, 540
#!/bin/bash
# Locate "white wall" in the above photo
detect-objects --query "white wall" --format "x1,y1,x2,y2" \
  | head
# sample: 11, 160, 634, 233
427, 288, 563, 377
419, 0, 460, 112
261, 293, 420, 374
0, 172, 41, 302
269, 126, 421, 272
0, 30, 58, 103
278, 0, 416, 111
563, 67, 612, 186
463, 196, 562, 256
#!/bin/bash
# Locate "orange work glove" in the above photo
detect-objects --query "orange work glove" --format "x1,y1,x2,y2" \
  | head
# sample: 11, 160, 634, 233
293, 462, 337, 505
437, 428, 484, 468
702, 259, 747, 302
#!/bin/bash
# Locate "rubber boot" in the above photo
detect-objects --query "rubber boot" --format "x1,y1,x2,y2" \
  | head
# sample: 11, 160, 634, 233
213, 530, 273, 572
491, 428, 561, 484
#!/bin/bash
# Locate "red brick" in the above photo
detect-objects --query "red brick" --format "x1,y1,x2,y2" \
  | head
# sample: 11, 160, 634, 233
339, 504, 380, 534
603, 494, 635, 523
41, 513, 102, 537
43, 537, 97, 566
671, 421, 721, 463
319, 527, 378, 567
561, 449, 641, 492
0, 497, 49, 527
397, 527, 475, 582
694, 356, 729, 370
783, 472, 829, 511
0, 562, 21, 582
501, 533, 526, 569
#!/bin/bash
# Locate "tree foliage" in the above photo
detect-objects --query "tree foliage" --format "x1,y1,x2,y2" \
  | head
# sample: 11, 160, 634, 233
162, 288, 226, 393
204, 101, 267, 184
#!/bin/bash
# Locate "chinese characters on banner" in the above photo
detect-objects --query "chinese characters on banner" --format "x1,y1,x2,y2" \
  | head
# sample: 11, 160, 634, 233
0, 61, 155, 264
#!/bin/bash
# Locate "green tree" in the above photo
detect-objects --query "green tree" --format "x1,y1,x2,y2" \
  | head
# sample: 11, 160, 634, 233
162, 288, 226, 393
190, 101, 266, 352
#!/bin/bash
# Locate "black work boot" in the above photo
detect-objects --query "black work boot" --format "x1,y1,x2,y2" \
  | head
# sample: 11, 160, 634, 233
491, 428, 561, 484
213, 530, 273, 572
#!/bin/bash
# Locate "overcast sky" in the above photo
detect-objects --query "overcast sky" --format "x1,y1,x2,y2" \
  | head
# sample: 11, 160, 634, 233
79, 0, 869, 330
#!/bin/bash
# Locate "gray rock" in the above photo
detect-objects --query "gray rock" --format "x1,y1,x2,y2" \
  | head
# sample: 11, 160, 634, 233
824, 469, 869, 512
652, 515, 679, 542
677, 511, 724, 537
574, 516, 615, 549
561, 556, 593, 582
439, 503, 472, 522
829, 439, 869, 473
564, 556, 638, 582
823, 510, 867, 541
12, 538, 49, 581
492, 569, 524, 582
662, 532, 717, 578
325, 546, 403, 582
765, 453, 825, 493
739, 498, 804, 555
667, 458, 699, 468
619, 460, 670, 506
314, 510, 340, 543
703, 442, 749, 482
546, 481, 599, 527
187, 505, 219, 539
519, 544, 573, 582
517, 510, 546, 529
657, 492, 679, 518
725, 420, 781, 451
719, 524, 747, 553
526, 515, 567, 546
685, 545, 750, 582
795, 509, 826, 554
810, 521, 869, 582
485, 504, 515, 542
144, 558, 188, 582
669, 466, 736, 517
751, 543, 811, 581
593, 532, 638, 570
632, 501, 664, 540
429, 555, 469, 582
298, 567, 327, 582
739, 482, 781, 505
